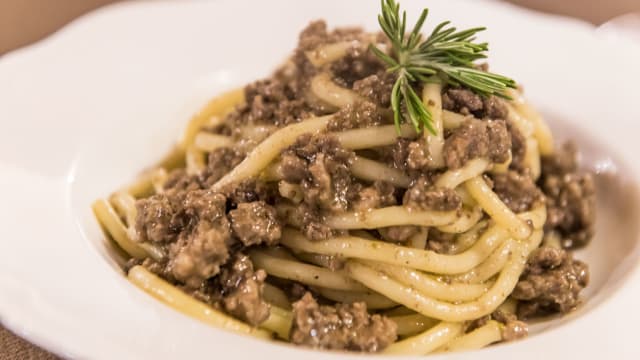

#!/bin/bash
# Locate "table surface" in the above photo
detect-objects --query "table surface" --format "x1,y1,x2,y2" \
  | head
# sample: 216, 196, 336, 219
1, 0, 639, 359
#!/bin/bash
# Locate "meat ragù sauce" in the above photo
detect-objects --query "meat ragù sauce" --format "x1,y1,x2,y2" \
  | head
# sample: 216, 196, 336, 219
97, 4, 597, 355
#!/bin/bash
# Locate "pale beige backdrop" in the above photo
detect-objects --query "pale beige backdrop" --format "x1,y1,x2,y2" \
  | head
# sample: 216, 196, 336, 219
1, 0, 639, 359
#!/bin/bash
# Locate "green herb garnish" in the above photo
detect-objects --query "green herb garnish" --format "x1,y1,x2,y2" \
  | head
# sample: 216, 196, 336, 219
370, 0, 517, 134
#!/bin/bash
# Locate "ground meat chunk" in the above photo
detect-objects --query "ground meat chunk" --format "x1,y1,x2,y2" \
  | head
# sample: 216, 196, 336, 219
352, 180, 397, 212
229, 201, 282, 246
218, 254, 270, 326
169, 220, 232, 289
406, 139, 430, 171
443, 88, 483, 115
507, 120, 526, 171
227, 179, 277, 206
163, 169, 202, 193
279, 152, 308, 183
542, 142, 578, 175
242, 78, 313, 126
148, 190, 232, 289
331, 45, 386, 87
540, 143, 596, 248
403, 176, 461, 211
389, 138, 438, 173
483, 96, 509, 119
328, 100, 387, 131
284, 202, 345, 241
183, 190, 228, 223
501, 319, 529, 341
542, 172, 596, 248
492, 171, 544, 213
389, 139, 411, 170
491, 309, 528, 341
202, 147, 245, 186
442, 88, 508, 119
135, 187, 232, 290
443, 119, 511, 169
297, 20, 361, 52
290, 293, 397, 352
352, 72, 395, 107
280, 134, 357, 212
512, 246, 589, 318
135, 194, 185, 243
426, 229, 457, 253
379, 226, 419, 243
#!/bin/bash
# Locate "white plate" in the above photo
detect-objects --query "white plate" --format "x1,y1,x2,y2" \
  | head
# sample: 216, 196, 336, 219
1, 0, 640, 359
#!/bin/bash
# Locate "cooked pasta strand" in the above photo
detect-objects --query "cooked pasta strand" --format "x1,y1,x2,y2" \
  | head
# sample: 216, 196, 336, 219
350, 156, 412, 188
128, 265, 272, 339
305, 41, 355, 67
435, 158, 490, 189
263, 283, 291, 310
440, 320, 502, 352
507, 88, 554, 155
437, 206, 484, 234
524, 137, 541, 180
383, 322, 464, 355
213, 115, 332, 190
464, 176, 532, 240
408, 227, 428, 249
150, 168, 169, 194
310, 73, 361, 108
422, 82, 445, 167
452, 239, 517, 284
193, 132, 234, 152
156, 146, 186, 171
109, 191, 137, 227
325, 206, 458, 229
315, 288, 398, 309
506, 103, 534, 137
249, 250, 368, 292
332, 123, 418, 150
185, 146, 206, 175
360, 260, 491, 302
92, 199, 146, 259
280, 226, 508, 274
447, 220, 488, 254
265, 156, 412, 188
179, 88, 244, 149
261, 305, 292, 340
345, 231, 542, 322
124, 172, 155, 199
518, 205, 547, 230
390, 314, 438, 337
442, 110, 473, 129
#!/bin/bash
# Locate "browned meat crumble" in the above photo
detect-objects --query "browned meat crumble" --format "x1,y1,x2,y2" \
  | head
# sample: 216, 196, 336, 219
352, 180, 397, 212
229, 201, 282, 247
506, 120, 527, 171
492, 170, 544, 213
513, 246, 589, 318
328, 99, 389, 131
353, 72, 396, 107
540, 143, 596, 248
202, 147, 245, 186
443, 118, 511, 169
290, 293, 397, 352
403, 176, 462, 211
218, 254, 271, 326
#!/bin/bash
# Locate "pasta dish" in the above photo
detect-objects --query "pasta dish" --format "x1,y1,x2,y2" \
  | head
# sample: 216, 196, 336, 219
93, 1, 595, 355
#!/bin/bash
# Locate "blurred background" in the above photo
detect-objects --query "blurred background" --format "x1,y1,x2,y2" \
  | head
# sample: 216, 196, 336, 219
0, 0, 639, 359
1, 0, 640, 55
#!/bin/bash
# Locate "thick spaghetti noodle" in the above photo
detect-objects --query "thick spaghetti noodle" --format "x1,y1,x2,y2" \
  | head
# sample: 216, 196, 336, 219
93, 2, 596, 355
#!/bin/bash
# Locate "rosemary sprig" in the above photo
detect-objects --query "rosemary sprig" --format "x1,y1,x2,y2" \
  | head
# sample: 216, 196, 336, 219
370, 0, 517, 134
